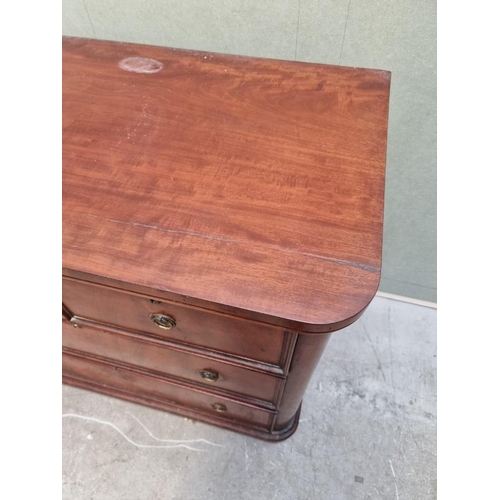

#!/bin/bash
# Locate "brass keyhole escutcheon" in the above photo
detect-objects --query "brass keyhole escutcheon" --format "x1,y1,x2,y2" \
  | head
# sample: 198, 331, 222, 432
149, 313, 176, 330
212, 403, 227, 413
200, 370, 219, 382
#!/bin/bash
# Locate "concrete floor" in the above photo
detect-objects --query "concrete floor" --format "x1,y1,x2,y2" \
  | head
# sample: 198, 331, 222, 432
62, 296, 436, 499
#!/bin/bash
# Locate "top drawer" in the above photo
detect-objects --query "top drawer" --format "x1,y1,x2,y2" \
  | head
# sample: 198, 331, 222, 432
62, 278, 287, 367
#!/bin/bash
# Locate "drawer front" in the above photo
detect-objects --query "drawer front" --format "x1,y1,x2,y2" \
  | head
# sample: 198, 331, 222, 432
63, 351, 273, 427
63, 278, 286, 366
63, 320, 279, 402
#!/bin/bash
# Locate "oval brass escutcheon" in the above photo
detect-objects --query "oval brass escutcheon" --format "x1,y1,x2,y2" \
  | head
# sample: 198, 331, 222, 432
149, 313, 176, 330
200, 370, 219, 382
212, 403, 227, 413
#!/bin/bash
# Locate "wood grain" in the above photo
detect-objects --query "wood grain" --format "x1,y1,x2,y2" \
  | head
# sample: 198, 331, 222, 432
63, 277, 288, 366
63, 351, 274, 427
63, 36, 390, 333
274, 332, 332, 429
62, 320, 283, 403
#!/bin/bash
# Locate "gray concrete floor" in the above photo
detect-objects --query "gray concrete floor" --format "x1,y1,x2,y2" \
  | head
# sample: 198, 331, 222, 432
62, 296, 436, 499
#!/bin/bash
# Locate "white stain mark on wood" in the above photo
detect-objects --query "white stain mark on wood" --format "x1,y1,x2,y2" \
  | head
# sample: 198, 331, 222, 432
119, 57, 164, 74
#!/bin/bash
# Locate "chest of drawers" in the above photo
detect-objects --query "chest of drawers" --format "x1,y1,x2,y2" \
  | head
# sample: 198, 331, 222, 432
62, 37, 390, 440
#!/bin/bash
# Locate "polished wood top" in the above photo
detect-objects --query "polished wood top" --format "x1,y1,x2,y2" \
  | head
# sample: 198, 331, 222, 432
63, 37, 390, 333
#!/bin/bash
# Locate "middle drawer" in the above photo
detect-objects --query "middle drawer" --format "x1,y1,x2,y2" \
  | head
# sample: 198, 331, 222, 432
62, 320, 280, 403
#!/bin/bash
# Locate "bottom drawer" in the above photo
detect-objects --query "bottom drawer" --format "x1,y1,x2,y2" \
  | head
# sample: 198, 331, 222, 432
62, 352, 274, 428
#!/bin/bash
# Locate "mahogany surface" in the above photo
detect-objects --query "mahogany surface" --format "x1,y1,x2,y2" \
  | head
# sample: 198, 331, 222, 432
63, 277, 288, 367
63, 37, 390, 333
62, 37, 390, 440
63, 351, 274, 427
63, 320, 283, 403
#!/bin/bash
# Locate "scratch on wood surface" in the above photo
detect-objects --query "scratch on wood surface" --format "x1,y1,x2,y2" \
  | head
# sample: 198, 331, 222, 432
289, 249, 380, 273
75, 212, 379, 273
81, 213, 237, 243
62, 413, 219, 451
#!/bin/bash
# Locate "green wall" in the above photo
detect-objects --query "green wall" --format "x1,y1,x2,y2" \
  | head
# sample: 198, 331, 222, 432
63, 0, 437, 302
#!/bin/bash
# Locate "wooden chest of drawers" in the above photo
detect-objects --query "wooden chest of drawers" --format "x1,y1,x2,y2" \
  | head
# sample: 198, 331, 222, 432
62, 37, 390, 440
